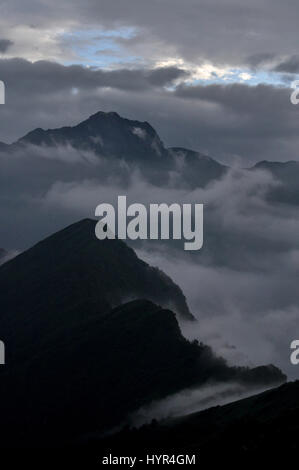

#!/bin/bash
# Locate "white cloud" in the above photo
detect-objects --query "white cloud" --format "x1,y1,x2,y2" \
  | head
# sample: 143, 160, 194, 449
239, 72, 252, 81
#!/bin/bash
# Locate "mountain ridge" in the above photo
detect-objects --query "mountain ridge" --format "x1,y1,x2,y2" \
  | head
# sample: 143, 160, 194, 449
0, 217, 194, 344
101, 380, 299, 465
0, 110, 297, 172
1, 110, 298, 195
0, 219, 286, 446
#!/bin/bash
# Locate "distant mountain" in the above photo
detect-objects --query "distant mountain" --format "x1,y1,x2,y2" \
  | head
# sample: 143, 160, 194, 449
0, 218, 194, 350
0, 220, 285, 447
102, 380, 299, 465
6, 110, 227, 188
169, 147, 227, 188
7, 109, 299, 198
254, 159, 299, 179
18, 111, 169, 163
2, 110, 299, 196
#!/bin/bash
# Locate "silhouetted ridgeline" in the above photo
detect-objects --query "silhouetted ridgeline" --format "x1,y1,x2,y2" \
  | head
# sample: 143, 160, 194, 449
101, 380, 299, 466
0, 220, 286, 447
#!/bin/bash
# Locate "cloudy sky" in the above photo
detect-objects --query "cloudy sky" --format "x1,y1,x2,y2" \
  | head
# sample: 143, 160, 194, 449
0, 0, 299, 164
1, 1, 299, 381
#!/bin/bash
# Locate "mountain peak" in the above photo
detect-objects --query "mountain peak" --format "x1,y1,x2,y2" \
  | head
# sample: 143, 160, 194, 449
0, 219, 287, 447
10, 110, 229, 188
17, 110, 167, 161
0, 218, 194, 334
88, 110, 121, 120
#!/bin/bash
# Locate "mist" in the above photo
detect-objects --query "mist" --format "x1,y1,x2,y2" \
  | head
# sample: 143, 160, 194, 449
130, 382, 272, 427
1, 141, 299, 380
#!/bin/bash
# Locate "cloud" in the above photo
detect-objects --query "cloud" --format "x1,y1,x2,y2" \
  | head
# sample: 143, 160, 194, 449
0, 39, 13, 54
131, 169, 299, 380
239, 72, 252, 81
2, 0, 299, 68
147, 66, 189, 86
1, 136, 299, 380
246, 52, 276, 69
6, 1, 299, 75
130, 382, 271, 426
274, 55, 299, 74
0, 58, 298, 167
0, 0, 298, 385
0, 58, 186, 94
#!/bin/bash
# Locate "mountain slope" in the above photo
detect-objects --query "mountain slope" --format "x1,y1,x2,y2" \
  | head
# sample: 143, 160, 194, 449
169, 147, 227, 188
11, 111, 227, 187
0, 220, 286, 448
0, 218, 194, 362
0, 248, 17, 266
17, 111, 169, 163
0, 298, 285, 448
0, 299, 200, 446
102, 380, 299, 465
2, 111, 299, 198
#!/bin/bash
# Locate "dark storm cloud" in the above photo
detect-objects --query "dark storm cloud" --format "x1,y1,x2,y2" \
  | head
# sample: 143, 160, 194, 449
147, 67, 189, 87
82, 0, 299, 65
274, 55, 299, 74
175, 82, 288, 116
246, 52, 276, 69
173, 82, 299, 163
0, 58, 185, 93
0, 39, 13, 53
2, 1, 299, 67
0, 58, 298, 166
0, 58, 190, 142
